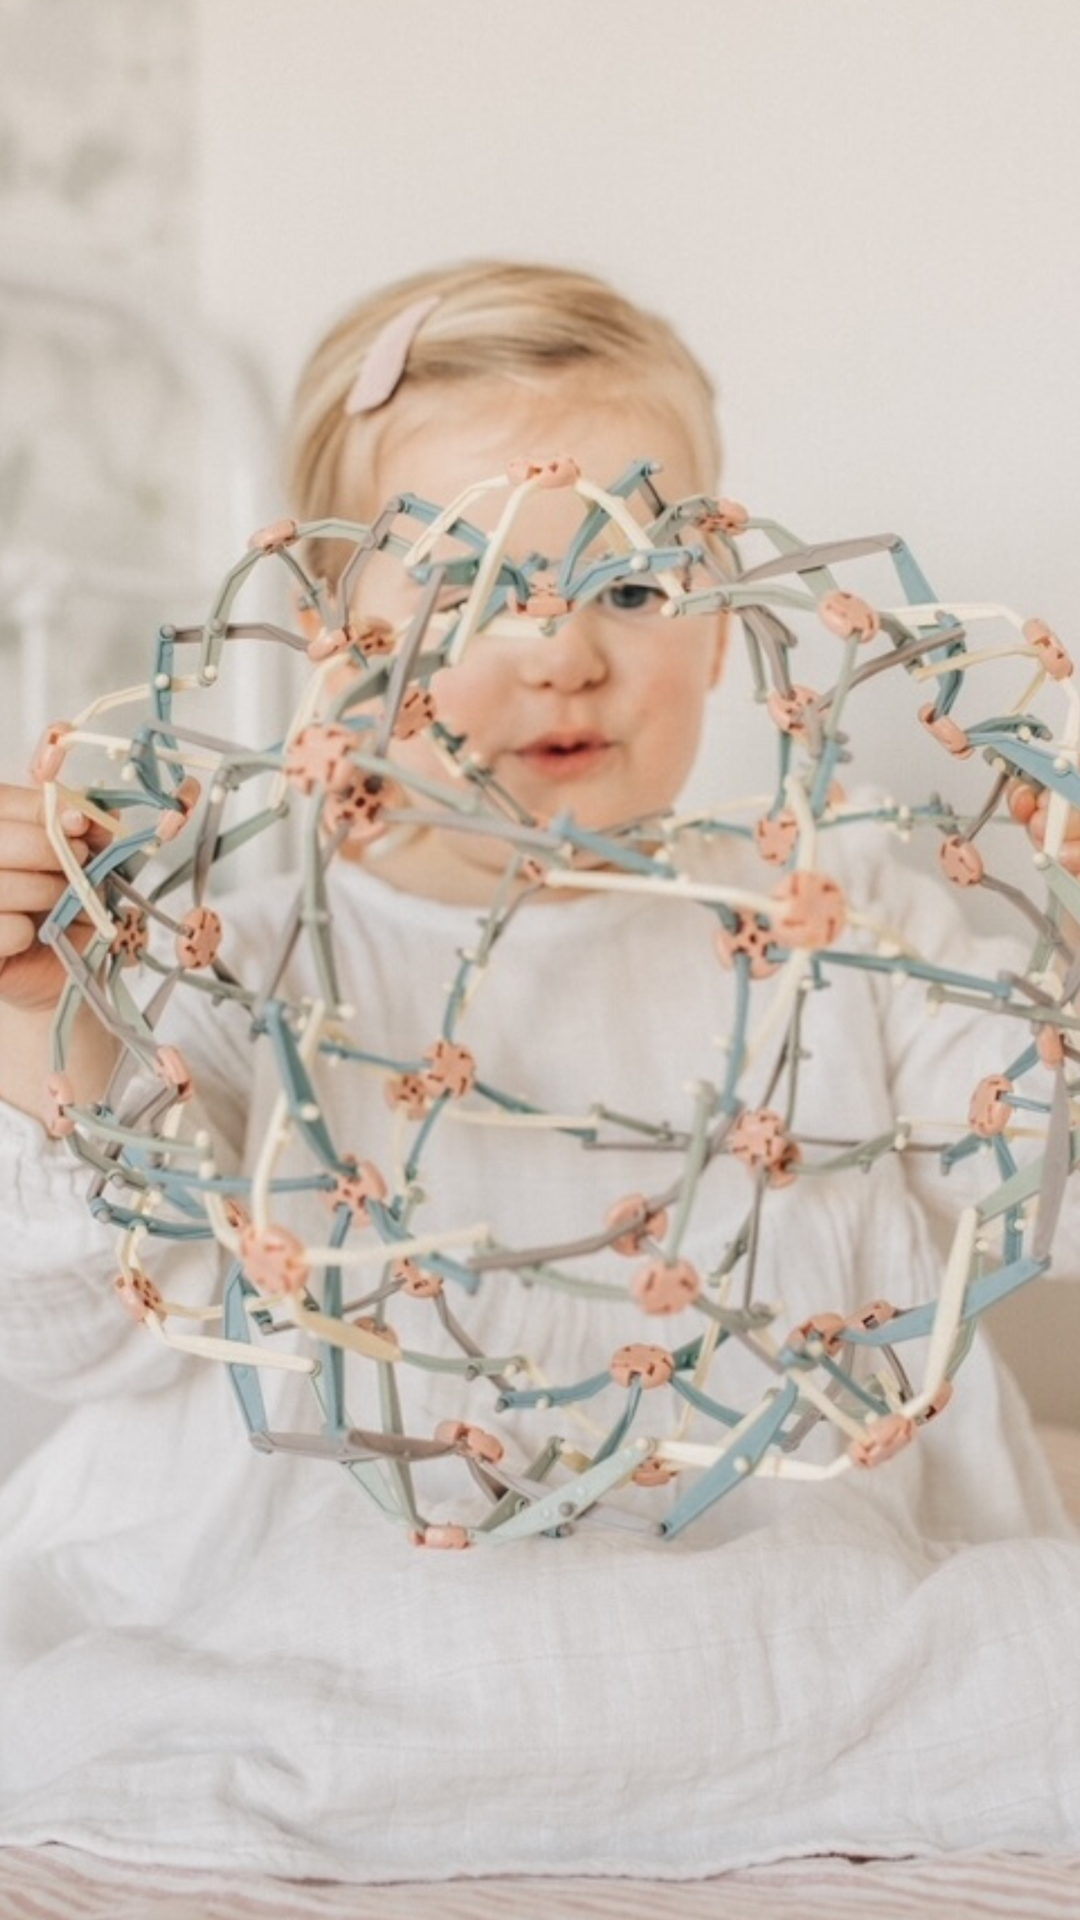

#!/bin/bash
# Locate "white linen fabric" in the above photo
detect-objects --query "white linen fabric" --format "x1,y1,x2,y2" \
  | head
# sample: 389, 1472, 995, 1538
0, 828, 1078, 1880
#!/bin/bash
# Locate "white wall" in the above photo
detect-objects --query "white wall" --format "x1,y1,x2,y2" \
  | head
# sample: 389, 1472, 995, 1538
194, 0, 1080, 914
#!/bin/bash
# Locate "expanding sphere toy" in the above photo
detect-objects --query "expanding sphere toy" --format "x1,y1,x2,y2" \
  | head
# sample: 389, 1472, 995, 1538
29, 455, 1080, 1546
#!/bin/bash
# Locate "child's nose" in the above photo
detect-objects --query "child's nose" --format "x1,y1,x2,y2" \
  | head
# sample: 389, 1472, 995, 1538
516, 606, 609, 693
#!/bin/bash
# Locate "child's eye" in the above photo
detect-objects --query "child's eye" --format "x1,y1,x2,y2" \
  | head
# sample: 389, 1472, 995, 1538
597, 579, 667, 615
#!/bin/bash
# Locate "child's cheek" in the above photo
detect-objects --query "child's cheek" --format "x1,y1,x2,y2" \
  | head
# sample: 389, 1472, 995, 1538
660, 632, 725, 709
430, 658, 507, 747
386, 728, 451, 788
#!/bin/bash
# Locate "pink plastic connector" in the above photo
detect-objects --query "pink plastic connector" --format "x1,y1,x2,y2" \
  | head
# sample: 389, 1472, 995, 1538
968, 1074, 1013, 1137
239, 1222, 310, 1296
609, 1343, 675, 1389
729, 1108, 800, 1187
504, 570, 572, 618
940, 836, 984, 887
847, 1298, 898, 1333
422, 1039, 476, 1099
176, 906, 223, 969
325, 1156, 388, 1223
506, 456, 581, 489
605, 1192, 670, 1256
918, 703, 973, 758
395, 1259, 443, 1298
110, 907, 149, 966
818, 591, 880, 642
410, 1524, 473, 1549
114, 1270, 164, 1324
158, 777, 202, 843
697, 498, 750, 535
729, 1108, 791, 1173
30, 721, 73, 784
308, 615, 396, 661
285, 724, 357, 796
323, 772, 398, 840
770, 871, 847, 949
154, 1046, 193, 1100
384, 1071, 433, 1120
754, 809, 800, 866
306, 623, 355, 664
392, 686, 437, 739
434, 1420, 505, 1464
1024, 618, 1073, 680
631, 1257, 702, 1315
247, 519, 299, 554
631, 1456, 677, 1486
713, 911, 780, 979
355, 616, 397, 657
848, 1413, 915, 1468
766, 685, 819, 737
786, 1312, 847, 1358
352, 1314, 399, 1350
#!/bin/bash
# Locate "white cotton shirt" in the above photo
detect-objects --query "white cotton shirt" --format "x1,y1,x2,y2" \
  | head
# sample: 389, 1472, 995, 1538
0, 829, 1078, 1880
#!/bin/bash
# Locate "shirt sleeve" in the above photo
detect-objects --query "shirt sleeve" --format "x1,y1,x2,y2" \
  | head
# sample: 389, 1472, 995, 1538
0, 1097, 224, 1400
0, 886, 273, 1402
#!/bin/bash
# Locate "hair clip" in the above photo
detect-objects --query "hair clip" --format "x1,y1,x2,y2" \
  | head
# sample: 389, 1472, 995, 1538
343, 295, 441, 415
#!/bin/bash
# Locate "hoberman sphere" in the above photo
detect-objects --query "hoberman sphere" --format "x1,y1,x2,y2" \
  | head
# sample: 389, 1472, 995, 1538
29, 455, 1080, 1547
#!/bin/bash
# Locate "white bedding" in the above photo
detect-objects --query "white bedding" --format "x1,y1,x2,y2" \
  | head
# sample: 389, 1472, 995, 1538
5, 1425, 1080, 1920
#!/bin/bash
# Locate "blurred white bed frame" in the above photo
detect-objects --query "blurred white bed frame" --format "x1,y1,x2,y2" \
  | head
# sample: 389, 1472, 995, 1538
0, 251, 285, 1476
0, 249, 287, 763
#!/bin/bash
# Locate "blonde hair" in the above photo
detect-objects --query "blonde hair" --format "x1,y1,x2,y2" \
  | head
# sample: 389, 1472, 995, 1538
284, 259, 722, 590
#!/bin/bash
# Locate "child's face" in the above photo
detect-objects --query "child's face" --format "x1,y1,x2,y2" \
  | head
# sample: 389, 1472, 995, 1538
343, 380, 727, 899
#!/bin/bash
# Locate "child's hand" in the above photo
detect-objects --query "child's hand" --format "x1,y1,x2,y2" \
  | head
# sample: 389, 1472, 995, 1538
1006, 778, 1080, 876
0, 784, 100, 1014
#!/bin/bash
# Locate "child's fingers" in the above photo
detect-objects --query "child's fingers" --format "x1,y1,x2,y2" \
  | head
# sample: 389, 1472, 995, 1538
0, 787, 109, 1011
0, 871, 80, 915
83, 817, 115, 855
60, 799, 117, 855
0, 782, 52, 822
0, 928, 82, 1014
0, 911, 39, 961
0, 817, 91, 873
0, 783, 89, 836
1005, 776, 1080, 864
0, 890, 98, 1013
1006, 778, 1039, 827
0, 782, 113, 881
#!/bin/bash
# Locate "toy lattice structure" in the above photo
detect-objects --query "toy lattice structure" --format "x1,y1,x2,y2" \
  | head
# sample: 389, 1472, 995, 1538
31, 456, 1080, 1546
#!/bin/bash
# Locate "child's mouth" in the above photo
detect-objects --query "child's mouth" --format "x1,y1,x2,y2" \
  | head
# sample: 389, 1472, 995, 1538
515, 734, 614, 780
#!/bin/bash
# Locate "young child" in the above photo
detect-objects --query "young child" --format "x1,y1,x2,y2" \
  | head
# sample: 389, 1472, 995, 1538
0, 260, 1078, 1883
